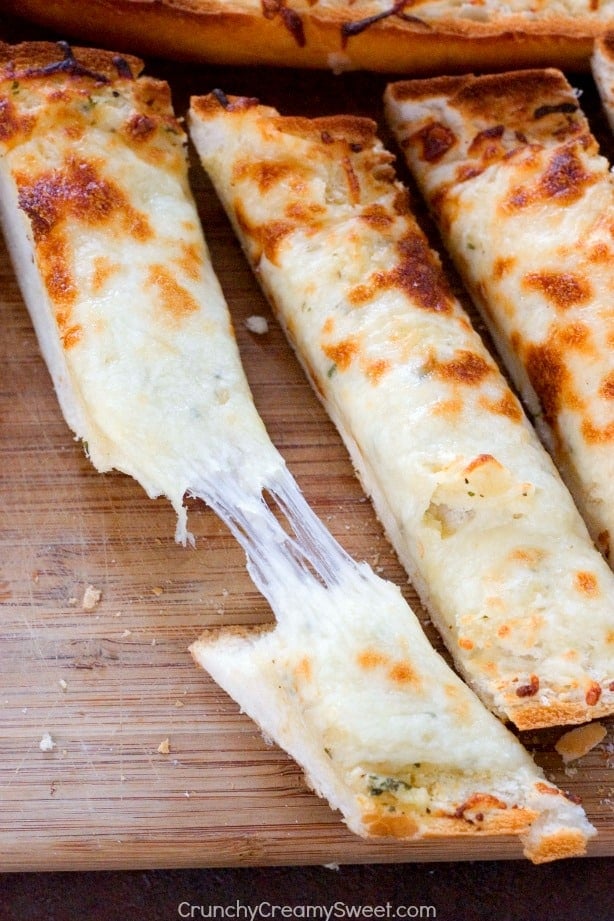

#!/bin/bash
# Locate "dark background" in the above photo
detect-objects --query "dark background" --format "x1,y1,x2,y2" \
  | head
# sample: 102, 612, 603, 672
2, 858, 613, 921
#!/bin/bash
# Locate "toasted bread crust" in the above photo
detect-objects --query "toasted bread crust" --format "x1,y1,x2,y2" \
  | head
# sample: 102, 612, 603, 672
1, 0, 607, 73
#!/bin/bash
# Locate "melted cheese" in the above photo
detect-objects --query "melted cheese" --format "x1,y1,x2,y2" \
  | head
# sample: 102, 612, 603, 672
192, 562, 595, 856
189, 93, 614, 729
385, 71, 614, 566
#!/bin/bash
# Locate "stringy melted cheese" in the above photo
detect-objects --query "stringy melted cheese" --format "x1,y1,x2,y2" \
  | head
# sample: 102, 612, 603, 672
190, 94, 614, 726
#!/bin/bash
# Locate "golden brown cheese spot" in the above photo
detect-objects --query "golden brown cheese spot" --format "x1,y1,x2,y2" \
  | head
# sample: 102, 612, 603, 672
599, 372, 614, 401
233, 157, 295, 193
509, 547, 547, 566
478, 391, 523, 423
356, 650, 387, 670
349, 232, 454, 314
505, 147, 595, 211
493, 256, 516, 280
234, 199, 295, 267
558, 322, 592, 353
458, 637, 474, 651
364, 358, 390, 384
0, 93, 35, 146
581, 418, 614, 445
284, 200, 326, 222
428, 349, 492, 387
61, 324, 83, 350
410, 121, 456, 163
585, 682, 602, 706
321, 316, 335, 337
147, 265, 199, 319
433, 396, 463, 418
322, 337, 359, 372
467, 125, 505, 164
42, 236, 76, 308
574, 571, 600, 597
388, 661, 416, 685
356, 650, 418, 687
522, 272, 592, 310
90, 255, 119, 293
17, 156, 152, 242
176, 242, 202, 281
524, 338, 582, 428
588, 242, 611, 263
359, 203, 394, 230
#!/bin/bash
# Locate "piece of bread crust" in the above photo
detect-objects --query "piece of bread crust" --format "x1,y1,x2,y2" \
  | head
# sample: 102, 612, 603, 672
190, 622, 595, 863
0, 0, 607, 74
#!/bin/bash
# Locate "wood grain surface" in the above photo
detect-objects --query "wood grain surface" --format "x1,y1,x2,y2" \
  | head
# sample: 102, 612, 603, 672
1, 15, 613, 871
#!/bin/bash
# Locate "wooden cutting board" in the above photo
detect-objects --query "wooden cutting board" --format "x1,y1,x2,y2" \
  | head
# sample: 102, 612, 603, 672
1, 21, 613, 870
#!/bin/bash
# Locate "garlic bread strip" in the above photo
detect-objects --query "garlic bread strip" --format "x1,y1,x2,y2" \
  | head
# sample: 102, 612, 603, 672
385, 70, 614, 568
191, 594, 596, 865
189, 92, 614, 730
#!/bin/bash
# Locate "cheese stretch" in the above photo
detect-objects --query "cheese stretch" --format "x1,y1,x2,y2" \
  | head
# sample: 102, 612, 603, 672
189, 91, 614, 730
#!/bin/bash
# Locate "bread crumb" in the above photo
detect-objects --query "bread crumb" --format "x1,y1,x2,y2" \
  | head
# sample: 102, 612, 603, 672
39, 732, 56, 752
152, 586, 164, 596
82, 584, 102, 611
59, 679, 68, 692
555, 721, 607, 763
245, 315, 269, 335
174, 699, 185, 708
157, 738, 171, 755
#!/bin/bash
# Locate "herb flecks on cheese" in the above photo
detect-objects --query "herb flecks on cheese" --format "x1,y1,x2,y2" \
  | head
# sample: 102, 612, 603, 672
190, 91, 614, 731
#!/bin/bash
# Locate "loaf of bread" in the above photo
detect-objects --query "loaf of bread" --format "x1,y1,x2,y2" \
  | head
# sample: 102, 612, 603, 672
1, 0, 609, 74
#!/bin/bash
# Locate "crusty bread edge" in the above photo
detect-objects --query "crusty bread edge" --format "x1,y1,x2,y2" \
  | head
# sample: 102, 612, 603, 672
2, 0, 605, 73
189, 625, 592, 860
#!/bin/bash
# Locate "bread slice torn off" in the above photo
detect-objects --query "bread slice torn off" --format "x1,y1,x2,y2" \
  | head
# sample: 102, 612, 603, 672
190, 610, 596, 863
593, 32, 614, 133
1, 40, 597, 860
189, 92, 614, 731
385, 70, 614, 570
1, 0, 609, 74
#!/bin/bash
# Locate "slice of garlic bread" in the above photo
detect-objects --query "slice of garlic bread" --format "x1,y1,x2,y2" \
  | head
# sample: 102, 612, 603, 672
385, 70, 614, 568
189, 91, 614, 730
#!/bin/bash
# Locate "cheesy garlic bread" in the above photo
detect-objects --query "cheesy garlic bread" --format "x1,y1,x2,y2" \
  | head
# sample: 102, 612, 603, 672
189, 91, 614, 731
